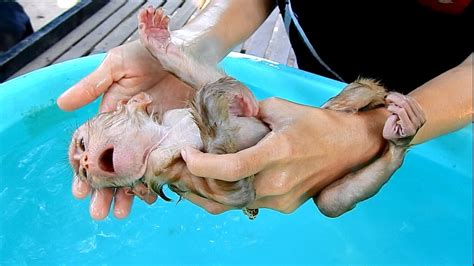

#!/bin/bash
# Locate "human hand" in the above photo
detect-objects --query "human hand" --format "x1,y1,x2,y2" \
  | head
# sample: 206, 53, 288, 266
58, 40, 194, 219
180, 97, 389, 214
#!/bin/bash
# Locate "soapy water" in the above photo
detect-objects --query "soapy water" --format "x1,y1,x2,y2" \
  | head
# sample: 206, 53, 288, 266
0, 54, 471, 264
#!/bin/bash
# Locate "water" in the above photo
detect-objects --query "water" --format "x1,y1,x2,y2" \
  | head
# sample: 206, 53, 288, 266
0, 54, 472, 264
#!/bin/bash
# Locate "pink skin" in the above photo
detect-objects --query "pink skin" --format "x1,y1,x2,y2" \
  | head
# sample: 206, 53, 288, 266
383, 92, 426, 143
230, 93, 259, 117
139, 6, 170, 46
69, 93, 163, 204
138, 6, 177, 58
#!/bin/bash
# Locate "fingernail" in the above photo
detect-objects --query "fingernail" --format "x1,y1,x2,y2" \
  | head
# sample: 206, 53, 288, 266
114, 208, 127, 219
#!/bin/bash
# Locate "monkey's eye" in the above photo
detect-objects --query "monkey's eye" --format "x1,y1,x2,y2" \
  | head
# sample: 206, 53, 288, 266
78, 137, 85, 151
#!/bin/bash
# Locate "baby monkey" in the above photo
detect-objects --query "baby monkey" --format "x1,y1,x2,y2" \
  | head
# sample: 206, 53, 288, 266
68, 7, 425, 219
68, 8, 269, 219
137, 7, 426, 217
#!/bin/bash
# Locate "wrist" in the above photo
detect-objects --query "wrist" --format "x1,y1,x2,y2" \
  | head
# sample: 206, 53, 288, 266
361, 107, 390, 152
347, 108, 390, 166
172, 29, 229, 64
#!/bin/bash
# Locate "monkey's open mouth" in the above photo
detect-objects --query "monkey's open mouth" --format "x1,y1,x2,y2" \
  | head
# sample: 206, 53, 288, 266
98, 147, 115, 173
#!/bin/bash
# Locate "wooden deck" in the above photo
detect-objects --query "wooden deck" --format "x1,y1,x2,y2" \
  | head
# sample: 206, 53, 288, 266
9, 0, 297, 80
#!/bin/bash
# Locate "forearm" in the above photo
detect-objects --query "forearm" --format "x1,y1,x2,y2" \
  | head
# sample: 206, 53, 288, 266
172, 0, 275, 63
409, 54, 473, 145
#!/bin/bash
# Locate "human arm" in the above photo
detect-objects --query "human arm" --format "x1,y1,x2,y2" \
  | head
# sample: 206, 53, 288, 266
172, 0, 275, 63
409, 53, 473, 144
180, 53, 472, 215
181, 98, 389, 213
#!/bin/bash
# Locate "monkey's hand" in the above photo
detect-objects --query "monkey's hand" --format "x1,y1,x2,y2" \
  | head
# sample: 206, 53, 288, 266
383, 92, 426, 146
138, 6, 178, 60
138, 6, 224, 89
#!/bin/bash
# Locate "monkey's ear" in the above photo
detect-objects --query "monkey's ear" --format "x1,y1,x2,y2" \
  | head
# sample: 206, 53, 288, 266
128, 92, 153, 111
229, 93, 258, 118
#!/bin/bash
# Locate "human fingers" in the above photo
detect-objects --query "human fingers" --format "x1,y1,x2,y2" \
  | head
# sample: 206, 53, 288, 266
89, 188, 114, 220
249, 193, 299, 214
57, 52, 120, 111
113, 188, 134, 219
181, 132, 280, 182
72, 176, 90, 199
183, 192, 232, 215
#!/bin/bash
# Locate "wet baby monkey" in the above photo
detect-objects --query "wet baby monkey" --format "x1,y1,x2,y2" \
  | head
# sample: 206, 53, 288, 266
68, 7, 425, 219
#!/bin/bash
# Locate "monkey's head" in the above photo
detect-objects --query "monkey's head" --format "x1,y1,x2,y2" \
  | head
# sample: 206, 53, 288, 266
68, 92, 165, 189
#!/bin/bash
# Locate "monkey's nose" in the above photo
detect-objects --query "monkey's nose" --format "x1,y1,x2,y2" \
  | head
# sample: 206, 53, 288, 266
98, 147, 115, 173
80, 153, 89, 169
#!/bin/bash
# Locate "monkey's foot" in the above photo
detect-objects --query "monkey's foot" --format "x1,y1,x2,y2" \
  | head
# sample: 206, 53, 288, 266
138, 6, 178, 58
383, 92, 426, 146
322, 78, 387, 112
242, 208, 258, 220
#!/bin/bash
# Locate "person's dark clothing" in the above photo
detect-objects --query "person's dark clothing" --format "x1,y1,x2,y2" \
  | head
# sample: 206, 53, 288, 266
277, 0, 472, 93
0, 2, 33, 52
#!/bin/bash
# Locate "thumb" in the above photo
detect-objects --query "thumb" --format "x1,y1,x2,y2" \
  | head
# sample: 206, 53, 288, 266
57, 53, 119, 111
181, 133, 278, 182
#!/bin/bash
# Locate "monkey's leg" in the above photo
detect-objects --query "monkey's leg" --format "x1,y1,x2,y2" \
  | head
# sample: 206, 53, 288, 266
314, 142, 406, 217
138, 6, 224, 88
315, 93, 425, 217
322, 78, 387, 112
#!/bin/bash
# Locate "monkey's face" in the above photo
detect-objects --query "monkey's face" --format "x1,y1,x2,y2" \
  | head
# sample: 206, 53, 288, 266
68, 93, 165, 188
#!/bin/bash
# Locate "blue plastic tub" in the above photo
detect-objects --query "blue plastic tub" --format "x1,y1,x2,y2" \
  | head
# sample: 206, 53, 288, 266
0, 53, 472, 265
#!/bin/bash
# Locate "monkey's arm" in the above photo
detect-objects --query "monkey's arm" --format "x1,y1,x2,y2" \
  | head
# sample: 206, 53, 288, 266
409, 53, 472, 144
138, 7, 224, 88
315, 142, 406, 217
171, 0, 276, 64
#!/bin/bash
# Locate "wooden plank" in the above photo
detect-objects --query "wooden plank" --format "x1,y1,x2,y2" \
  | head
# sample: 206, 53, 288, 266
264, 14, 291, 64
90, 0, 166, 54
0, 0, 109, 82
169, 0, 198, 30
287, 47, 298, 68
162, 0, 184, 16
11, 0, 126, 79
126, 0, 185, 42
54, 0, 145, 64
187, 1, 204, 22
241, 8, 279, 58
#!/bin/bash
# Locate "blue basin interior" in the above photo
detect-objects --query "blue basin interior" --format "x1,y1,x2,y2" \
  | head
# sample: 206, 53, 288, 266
0, 53, 472, 264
